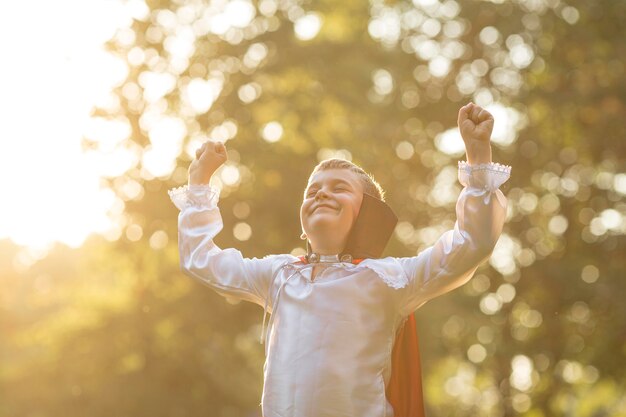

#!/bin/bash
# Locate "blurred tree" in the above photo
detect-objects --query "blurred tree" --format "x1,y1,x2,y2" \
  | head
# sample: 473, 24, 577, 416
1, 0, 624, 416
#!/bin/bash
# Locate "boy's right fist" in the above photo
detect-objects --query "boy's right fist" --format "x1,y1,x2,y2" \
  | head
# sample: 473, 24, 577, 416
188, 141, 228, 185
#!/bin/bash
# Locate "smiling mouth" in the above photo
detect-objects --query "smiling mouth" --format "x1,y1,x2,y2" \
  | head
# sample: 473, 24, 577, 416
313, 204, 337, 212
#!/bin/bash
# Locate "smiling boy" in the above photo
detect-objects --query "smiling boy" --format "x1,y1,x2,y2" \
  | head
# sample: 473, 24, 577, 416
301, 165, 371, 279
168, 103, 511, 417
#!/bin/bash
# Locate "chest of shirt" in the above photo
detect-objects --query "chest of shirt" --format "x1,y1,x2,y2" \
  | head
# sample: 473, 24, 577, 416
269, 264, 402, 320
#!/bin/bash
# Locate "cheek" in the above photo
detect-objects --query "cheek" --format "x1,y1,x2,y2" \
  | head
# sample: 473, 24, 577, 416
339, 198, 361, 225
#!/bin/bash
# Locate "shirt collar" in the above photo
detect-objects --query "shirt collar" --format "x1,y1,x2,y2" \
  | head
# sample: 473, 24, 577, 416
291, 256, 408, 289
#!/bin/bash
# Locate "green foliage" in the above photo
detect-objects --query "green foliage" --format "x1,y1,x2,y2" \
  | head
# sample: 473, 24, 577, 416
1, 0, 625, 416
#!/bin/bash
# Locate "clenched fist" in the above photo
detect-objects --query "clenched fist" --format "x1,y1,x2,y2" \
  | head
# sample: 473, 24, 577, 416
188, 141, 228, 185
457, 103, 493, 165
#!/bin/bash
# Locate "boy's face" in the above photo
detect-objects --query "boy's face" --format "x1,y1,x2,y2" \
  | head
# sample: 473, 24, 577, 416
300, 168, 364, 254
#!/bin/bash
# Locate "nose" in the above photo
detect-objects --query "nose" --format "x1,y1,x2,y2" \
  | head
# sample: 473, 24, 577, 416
314, 188, 329, 200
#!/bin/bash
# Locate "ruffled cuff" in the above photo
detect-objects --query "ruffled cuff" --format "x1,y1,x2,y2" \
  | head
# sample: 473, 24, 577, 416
167, 184, 220, 211
458, 161, 511, 192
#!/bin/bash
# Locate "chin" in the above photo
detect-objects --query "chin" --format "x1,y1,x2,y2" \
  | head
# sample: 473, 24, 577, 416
306, 221, 334, 235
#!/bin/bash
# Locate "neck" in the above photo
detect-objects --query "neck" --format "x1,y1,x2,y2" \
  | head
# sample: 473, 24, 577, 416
308, 242, 344, 256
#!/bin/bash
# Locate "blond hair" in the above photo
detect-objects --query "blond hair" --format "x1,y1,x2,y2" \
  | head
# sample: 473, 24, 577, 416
306, 158, 385, 201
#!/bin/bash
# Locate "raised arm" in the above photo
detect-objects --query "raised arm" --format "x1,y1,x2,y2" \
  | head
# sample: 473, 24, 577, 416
168, 142, 290, 307
397, 104, 510, 316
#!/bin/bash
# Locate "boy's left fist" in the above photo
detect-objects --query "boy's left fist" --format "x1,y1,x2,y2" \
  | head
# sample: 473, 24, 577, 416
457, 103, 494, 143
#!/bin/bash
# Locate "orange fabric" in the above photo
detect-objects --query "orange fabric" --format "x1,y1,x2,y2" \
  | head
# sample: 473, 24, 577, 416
386, 314, 425, 417
297, 256, 425, 417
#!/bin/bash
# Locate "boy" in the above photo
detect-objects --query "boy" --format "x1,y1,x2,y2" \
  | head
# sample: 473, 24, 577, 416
168, 103, 511, 417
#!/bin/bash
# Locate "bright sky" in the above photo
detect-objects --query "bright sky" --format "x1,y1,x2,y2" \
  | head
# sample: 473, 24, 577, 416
0, 0, 132, 251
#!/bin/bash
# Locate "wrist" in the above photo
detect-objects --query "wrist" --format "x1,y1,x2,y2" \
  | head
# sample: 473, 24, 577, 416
464, 140, 492, 166
189, 173, 214, 186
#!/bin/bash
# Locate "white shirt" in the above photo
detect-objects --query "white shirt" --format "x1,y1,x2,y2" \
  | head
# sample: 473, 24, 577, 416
168, 161, 511, 417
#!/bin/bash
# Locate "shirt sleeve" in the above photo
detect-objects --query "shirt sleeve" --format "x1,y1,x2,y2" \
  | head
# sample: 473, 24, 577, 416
168, 184, 285, 307
396, 161, 511, 316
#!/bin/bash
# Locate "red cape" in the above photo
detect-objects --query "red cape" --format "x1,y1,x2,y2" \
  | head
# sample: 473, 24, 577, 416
386, 313, 425, 417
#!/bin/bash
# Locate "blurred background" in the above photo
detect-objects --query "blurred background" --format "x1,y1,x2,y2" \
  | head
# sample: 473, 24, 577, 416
1, 0, 624, 416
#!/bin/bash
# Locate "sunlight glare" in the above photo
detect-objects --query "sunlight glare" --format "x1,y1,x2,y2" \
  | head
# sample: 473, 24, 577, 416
0, 0, 133, 250
143, 116, 186, 178
183, 77, 223, 114
294, 13, 323, 41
